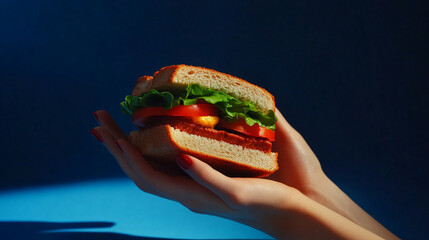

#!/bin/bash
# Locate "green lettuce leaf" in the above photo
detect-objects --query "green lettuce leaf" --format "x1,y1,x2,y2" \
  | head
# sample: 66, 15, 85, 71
120, 84, 277, 130
120, 89, 174, 114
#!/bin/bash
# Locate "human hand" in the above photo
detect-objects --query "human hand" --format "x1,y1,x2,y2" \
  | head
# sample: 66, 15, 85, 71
91, 110, 385, 239
90, 109, 341, 210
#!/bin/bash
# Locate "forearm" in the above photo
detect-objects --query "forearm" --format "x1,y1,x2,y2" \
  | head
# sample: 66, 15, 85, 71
307, 175, 399, 240
256, 192, 384, 240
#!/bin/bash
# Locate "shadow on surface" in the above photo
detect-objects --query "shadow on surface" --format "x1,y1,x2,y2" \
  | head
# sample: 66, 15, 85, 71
0, 221, 261, 240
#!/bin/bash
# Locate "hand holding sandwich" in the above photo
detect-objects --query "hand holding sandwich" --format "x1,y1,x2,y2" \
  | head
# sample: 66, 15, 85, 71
92, 65, 398, 239
92, 109, 394, 239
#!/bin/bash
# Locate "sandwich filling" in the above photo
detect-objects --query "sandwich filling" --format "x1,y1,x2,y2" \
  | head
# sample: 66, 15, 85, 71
121, 84, 277, 142
139, 116, 272, 152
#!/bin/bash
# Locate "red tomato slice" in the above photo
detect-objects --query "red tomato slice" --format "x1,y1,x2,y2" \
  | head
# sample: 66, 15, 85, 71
218, 118, 275, 141
132, 103, 220, 127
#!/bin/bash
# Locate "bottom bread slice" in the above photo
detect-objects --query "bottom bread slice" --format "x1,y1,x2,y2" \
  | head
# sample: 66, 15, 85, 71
129, 125, 278, 177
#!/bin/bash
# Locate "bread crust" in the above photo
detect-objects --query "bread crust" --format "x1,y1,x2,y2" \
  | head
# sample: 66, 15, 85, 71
129, 125, 278, 178
132, 65, 275, 113
132, 75, 153, 96
153, 65, 273, 96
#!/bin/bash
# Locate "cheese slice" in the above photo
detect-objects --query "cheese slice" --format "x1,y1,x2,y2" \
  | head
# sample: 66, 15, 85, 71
189, 116, 219, 128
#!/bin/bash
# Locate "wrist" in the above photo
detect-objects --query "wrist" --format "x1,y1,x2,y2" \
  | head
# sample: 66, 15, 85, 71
304, 174, 400, 240
259, 191, 383, 240
302, 172, 332, 201
251, 189, 310, 239
304, 173, 353, 219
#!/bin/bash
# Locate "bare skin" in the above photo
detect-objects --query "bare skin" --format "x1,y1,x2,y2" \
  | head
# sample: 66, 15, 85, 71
91, 109, 399, 240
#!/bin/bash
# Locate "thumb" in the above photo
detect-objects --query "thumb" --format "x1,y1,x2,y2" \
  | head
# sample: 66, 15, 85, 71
176, 154, 239, 201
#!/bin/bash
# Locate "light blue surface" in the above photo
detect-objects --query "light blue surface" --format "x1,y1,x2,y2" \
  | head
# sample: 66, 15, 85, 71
0, 178, 271, 239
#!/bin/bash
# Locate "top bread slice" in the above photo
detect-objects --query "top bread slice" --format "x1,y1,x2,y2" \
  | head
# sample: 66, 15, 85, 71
132, 65, 275, 114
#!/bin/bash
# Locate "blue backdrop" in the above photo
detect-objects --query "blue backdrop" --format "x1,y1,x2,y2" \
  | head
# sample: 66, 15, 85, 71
1, 0, 427, 239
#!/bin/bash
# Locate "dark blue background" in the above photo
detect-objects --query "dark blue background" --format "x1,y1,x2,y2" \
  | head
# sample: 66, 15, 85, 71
1, 0, 427, 238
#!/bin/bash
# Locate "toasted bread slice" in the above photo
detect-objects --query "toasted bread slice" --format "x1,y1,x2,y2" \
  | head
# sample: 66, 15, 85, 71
129, 125, 279, 177
132, 65, 275, 113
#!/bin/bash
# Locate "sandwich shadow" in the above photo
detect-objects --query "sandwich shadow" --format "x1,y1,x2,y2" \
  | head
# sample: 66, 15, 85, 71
0, 221, 262, 240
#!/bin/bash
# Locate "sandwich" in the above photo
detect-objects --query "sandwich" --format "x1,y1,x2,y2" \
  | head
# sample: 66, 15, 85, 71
120, 65, 278, 177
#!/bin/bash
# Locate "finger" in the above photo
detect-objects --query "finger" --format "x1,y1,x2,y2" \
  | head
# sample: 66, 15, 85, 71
92, 127, 170, 199
94, 110, 128, 140
274, 107, 296, 133
176, 154, 241, 205
117, 138, 192, 200
116, 139, 164, 183
116, 138, 183, 201
274, 108, 316, 152
92, 127, 127, 170
117, 140, 235, 216
272, 108, 305, 150
270, 109, 323, 185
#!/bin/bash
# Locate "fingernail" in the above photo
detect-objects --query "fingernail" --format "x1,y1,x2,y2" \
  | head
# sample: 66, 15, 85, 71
116, 140, 123, 152
91, 128, 103, 143
93, 112, 99, 121
176, 154, 193, 169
